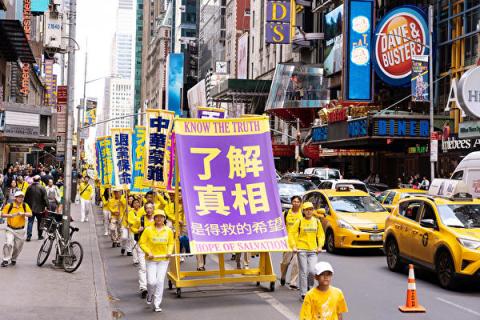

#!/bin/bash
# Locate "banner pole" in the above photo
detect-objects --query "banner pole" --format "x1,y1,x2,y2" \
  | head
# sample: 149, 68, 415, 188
174, 138, 181, 253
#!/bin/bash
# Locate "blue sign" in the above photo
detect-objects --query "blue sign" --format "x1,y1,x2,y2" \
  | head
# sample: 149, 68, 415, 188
31, 0, 49, 13
344, 0, 374, 101
166, 53, 184, 115
312, 126, 328, 142
375, 119, 429, 137
348, 119, 368, 138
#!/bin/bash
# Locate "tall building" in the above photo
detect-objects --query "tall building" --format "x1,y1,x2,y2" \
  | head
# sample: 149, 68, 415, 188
134, 0, 144, 124
141, 0, 171, 111
173, 0, 197, 53
104, 0, 136, 133
225, 0, 249, 78
198, 0, 226, 79
104, 77, 134, 133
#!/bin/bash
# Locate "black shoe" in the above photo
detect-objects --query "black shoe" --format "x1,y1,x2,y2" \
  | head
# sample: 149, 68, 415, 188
121, 248, 125, 255
38, 236, 44, 240
230, 254, 236, 260
112, 243, 116, 248
127, 252, 133, 256
117, 243, 121, 247
26, 237, 31, 242
280, 278, 286, 286
10, 260, 16, 266
1, 261, 8, 267
141, 290, 148, 299
301, 295, 305, 301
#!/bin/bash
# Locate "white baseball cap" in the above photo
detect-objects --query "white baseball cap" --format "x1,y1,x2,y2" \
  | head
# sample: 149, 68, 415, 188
314, 261, 334, 275
14, 191, 24, 197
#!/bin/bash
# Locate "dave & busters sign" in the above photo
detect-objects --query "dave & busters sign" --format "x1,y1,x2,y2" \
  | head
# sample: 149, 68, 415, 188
374, 6, 429, 86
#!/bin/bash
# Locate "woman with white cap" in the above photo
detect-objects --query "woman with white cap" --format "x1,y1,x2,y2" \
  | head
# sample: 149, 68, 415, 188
138, 209, 174, 312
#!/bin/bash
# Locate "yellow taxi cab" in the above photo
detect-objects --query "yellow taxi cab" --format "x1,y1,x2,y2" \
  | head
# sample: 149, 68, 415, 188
376, 188, 427, 212
303, 186, 390, 253
383, 179, 480, 289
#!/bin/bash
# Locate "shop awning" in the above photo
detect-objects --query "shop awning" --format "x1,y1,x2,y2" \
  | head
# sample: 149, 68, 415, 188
211, 79, 271, 104
0, 19, 36, 63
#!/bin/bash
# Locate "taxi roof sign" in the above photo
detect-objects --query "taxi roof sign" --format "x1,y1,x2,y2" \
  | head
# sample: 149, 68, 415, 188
336, 185, 354, 192
428, 179, 472, 200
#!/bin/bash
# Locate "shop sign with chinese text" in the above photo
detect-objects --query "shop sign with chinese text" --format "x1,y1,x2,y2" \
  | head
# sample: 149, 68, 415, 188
175, 116, 288, 254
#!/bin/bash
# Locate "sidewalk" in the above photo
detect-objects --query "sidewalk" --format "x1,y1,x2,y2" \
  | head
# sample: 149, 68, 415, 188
0, 203, 111, 320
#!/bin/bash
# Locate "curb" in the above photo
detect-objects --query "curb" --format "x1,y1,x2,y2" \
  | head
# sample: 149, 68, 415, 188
90, 207, 112, 320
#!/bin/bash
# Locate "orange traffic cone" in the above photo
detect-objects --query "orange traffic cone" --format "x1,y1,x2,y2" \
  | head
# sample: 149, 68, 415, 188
399, 264, 426, 313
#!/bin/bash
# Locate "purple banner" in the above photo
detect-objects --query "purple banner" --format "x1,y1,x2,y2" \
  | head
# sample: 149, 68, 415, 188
197, 107, 226, 119
266, 1, 291, 23
175, 117, 288, 254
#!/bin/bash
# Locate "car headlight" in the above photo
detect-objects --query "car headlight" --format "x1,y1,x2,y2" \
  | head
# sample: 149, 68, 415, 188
457, 238, 480, 250
337, 219, 355, 230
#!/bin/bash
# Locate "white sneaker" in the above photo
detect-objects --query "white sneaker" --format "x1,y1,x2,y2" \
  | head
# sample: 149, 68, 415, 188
146, 295, 152, 305
104, 232, 108, 236
80, 219, 85, 222
180, 257, 185, 263
154, 307, 162, 312
85, 217, 89, 222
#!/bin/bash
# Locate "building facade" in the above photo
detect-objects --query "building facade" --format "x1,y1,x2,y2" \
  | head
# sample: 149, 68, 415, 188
134, 0, 143, 124
104, 77, 134, 134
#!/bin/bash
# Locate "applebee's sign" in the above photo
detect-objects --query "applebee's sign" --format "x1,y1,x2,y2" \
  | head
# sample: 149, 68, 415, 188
374, 6, 429, 86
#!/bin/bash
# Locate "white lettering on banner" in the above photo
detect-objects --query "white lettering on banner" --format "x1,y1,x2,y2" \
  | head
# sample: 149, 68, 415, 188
440, 137, 480, 152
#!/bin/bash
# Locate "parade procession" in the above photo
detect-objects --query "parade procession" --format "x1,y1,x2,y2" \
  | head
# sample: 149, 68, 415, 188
0, 0, 480, 319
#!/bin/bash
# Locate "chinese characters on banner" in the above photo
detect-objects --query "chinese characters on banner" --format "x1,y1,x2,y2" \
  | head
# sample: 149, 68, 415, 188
111, 128, 133, 189
175, 116, 288, 254
131, 126, 150, 193
144, 109, 175, 189
96, 136, 116, 186
411, 55, 429, 102
197, 107, 226, 119
44, 59, 54, 106
84, 108, 97, 126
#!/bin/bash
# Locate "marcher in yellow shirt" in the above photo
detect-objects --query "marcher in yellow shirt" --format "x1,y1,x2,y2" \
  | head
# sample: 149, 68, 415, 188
138, 209, 174, 312
130, 202, 153, 298
280, 195, 302, 289
1, 191, 32, 267
120, 193, 136, 256
292, 202, 326, 299
78, 176, 94, 222
108, 189, 127, 247
300, 261, 348, 320
16, 176, 29, 194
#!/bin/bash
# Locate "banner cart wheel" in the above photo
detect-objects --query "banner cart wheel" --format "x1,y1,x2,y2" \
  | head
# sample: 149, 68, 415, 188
168, 280, 173, 290
256, 282, 260, 286
270, 282, 275, 292
176, 288, 182, 298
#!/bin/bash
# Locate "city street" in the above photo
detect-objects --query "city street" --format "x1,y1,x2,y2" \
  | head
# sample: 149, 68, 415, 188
95, 209, 480, 320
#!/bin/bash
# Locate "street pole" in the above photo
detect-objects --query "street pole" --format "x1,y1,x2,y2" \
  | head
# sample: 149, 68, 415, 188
76, 50, 87, 174
62, 0, 77, 241
295, 118, 300, 173
429, 5, 435, 181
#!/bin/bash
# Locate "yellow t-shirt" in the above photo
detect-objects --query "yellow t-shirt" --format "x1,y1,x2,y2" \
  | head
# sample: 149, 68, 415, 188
292, 217, 325, 251
285, 209, 302, 248
138, 225, 174, 261
79, 182, 93, 200
128, 208, 146, 233
300, 287, 348, 320
17, 182, 29, 194
107, 196, 127, 221
2, 202, 32, 228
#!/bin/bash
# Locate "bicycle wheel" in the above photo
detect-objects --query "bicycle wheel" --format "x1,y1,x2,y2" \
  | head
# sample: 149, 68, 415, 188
37, 237, 54, 267
63, 241, 84, 273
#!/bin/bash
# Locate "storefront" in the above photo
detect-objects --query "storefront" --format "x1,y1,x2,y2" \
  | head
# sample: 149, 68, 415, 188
309, 113, 431, 185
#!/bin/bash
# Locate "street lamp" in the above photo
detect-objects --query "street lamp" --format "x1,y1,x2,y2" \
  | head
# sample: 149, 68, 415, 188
376, 5, 434, 180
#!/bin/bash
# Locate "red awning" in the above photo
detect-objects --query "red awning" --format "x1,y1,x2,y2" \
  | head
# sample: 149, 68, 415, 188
267, 108, 319, 128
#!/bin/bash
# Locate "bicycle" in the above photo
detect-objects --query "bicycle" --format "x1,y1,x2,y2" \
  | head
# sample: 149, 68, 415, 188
37, 212, 84, 273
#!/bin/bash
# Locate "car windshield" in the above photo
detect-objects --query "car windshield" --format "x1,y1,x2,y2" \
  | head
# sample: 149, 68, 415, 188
400, 192, 425, 199
277, 183, 310, 196
438, 204, 480, 229
327, 169, 340, 179
328, 196, 386, 213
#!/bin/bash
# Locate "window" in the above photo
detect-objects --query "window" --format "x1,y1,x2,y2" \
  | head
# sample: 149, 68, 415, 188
376, 191, 389, 203
420, 203, 437, 223
451, 171, 463, 180
384, 192, 396, 205
399, 201, 422, 221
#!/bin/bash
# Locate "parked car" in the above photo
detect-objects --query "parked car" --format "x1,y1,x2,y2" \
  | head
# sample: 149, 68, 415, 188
317, 179, 369, 193
304, 167, 341, 180
277, 180, 316, 210
282, 173, 323, 187
376, 188, 427, 212
303, 186, 389, 252
383, 180, 480, 289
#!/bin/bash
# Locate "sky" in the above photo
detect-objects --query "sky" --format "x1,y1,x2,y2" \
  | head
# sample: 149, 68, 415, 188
74, 0, 117, 160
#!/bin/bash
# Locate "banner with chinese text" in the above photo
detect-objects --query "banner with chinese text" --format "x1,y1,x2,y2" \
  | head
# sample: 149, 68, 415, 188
96, 136, 116, 187
111, 128, 133, 189
175, 116, 288, 254
144, 109, 175, 189
131, 126, 150, 193
84, 108, 97, 126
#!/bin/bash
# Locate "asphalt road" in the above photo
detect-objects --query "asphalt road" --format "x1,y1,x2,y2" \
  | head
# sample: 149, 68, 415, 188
95, 210, 480, 320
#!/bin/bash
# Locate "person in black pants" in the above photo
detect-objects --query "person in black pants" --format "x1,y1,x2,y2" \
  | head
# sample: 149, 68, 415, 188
24, 175, 49, 241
